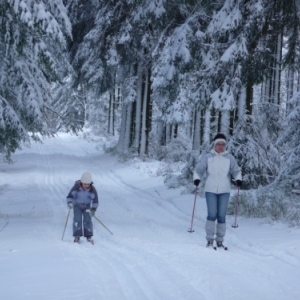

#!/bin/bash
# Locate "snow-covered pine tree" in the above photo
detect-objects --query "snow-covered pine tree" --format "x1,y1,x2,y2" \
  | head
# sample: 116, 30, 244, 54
0, 0, 71, 160
277, 92, 300, 193
197, 0, 288, 188
151, 0, 212, 155
230, 0, 300, 190
69, 1, 161, 155
52, 0, 99, 132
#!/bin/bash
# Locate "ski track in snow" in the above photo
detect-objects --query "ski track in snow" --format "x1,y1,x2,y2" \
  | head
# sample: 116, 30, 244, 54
1, 134, 300, 300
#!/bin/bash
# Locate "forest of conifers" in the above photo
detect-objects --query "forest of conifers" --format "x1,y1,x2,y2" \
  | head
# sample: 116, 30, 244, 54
1, 0, 300, 208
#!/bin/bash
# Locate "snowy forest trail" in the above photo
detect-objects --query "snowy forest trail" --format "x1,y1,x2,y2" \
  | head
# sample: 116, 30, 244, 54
1, 133, 300, 300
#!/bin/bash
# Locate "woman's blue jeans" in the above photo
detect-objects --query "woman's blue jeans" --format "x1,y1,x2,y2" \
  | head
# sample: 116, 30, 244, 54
206, 192, 230, 223
205, 192, 230, 242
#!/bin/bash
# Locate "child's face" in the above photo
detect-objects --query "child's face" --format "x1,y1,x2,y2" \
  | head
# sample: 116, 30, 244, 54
82, 183, 91, 190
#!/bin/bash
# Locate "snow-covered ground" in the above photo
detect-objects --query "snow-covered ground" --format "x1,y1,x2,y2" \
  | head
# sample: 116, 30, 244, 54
0, 132, 299, 300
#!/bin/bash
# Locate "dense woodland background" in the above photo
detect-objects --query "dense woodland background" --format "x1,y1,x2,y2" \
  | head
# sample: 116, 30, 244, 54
1, 0, 300, 223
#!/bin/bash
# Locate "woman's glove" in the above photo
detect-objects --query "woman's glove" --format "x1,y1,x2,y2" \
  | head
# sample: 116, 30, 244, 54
194, 179, 200, 186
68, 203, 73, 209
236, 180, 242, 188
89, 209, 95, 217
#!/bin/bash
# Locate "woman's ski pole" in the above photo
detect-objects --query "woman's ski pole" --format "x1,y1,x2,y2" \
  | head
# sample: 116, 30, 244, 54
188, 186, 198, 232
232, 187, 240, 228
93, 215, 113, 235
62, 209, 71, 240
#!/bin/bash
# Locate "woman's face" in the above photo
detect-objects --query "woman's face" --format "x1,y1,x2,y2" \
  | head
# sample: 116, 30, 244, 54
215, 142, 226, 153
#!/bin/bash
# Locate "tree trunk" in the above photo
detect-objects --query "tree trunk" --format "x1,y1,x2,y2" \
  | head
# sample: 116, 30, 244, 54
220, 110, 230, 136
192, 105, 201, 150
124, 102, 133, 152
116, 103, 128, 153
108, 92, 115, 135
203, 110, 211, 145
273, 32, 282, 105
134, 63, 143, 151
140, 69, 149, 155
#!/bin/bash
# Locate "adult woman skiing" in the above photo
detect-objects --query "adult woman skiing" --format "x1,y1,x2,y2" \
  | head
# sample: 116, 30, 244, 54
193, 133, 242, 249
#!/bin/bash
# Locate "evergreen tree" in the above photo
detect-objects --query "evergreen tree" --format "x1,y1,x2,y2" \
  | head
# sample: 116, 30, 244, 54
0, 0, 71, 160
277, 91, 300, 192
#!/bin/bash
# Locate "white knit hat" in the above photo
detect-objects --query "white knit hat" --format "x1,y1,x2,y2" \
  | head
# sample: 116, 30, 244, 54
81, 172, 92, 184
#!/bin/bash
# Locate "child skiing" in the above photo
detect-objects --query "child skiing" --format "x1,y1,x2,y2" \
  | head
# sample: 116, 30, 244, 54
66, 172, 99, 243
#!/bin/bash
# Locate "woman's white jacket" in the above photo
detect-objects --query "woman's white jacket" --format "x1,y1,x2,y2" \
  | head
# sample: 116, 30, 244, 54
194, 149, 242, 194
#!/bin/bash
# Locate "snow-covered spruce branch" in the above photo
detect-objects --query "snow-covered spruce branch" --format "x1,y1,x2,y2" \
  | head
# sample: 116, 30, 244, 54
43, 105, 83, 128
